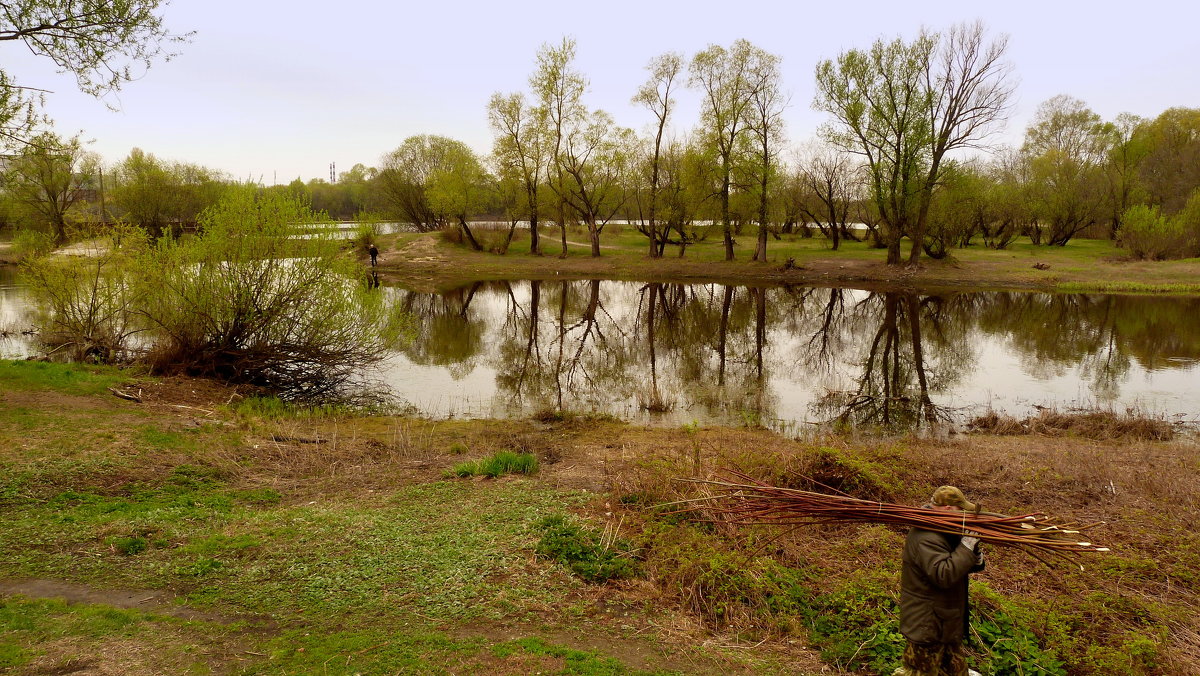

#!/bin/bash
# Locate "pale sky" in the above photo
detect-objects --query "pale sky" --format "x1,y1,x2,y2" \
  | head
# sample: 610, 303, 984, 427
7, 0, 1198, 183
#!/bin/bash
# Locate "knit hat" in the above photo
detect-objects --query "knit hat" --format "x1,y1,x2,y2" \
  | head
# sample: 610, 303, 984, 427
930, 485, 979, 513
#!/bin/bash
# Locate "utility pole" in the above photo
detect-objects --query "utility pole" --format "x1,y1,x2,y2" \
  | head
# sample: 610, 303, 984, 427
330, 161, 336, 183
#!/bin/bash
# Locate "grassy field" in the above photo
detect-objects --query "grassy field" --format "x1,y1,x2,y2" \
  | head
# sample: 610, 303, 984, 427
374, 227, 1200, 295
2, 360, 1198, 674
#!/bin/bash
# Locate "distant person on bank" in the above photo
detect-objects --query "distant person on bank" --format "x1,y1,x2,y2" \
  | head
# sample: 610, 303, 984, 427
368, 243, 379, 267
894, 486, 985, 676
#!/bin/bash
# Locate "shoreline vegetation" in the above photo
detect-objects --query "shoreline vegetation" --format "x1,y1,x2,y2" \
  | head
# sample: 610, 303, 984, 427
2, 360, 1199, 674
369, 228, 1200, 296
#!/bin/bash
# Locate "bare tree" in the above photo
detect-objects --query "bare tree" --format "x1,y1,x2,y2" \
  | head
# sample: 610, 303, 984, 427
815, 21, 1014, 265
632, 51, 684, 258
742, 46, 787, 262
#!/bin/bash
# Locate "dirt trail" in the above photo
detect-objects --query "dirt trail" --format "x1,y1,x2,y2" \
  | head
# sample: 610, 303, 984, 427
0, 578, 248, 625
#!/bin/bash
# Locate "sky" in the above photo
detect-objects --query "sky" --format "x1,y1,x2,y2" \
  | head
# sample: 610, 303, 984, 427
7, 0, 1198, 184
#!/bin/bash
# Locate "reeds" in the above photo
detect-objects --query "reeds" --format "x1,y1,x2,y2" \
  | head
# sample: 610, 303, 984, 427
671, 471, 1108, 567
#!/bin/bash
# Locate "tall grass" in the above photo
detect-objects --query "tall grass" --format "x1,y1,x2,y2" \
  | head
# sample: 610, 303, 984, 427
451, 450, 538, 478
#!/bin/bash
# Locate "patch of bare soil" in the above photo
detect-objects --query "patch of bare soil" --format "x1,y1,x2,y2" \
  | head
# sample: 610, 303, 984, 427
0, 579, 266, 676
0, 578, 252, 625
396, 235, 449, 265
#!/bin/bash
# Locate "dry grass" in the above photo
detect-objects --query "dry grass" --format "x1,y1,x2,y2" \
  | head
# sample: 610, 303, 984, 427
967, 408, 1178, 441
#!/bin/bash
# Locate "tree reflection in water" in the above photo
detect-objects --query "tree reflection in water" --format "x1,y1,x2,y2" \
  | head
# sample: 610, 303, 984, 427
390, 281, 1200, 430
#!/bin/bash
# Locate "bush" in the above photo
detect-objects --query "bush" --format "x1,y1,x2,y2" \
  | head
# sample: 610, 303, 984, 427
351, 212, 383, 251
451, 450, 538, 478
133, 187, 409, 401
1119, 203, 1199, 260
11, 229, 55, 259
535, 515, 639, 583
23, 232, 145, 363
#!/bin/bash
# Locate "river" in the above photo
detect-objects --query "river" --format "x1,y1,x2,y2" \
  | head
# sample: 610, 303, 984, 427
3, 268, 1197, 431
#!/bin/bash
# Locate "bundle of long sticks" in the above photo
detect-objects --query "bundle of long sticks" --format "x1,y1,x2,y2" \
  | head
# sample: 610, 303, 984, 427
671, 472, 1108, 566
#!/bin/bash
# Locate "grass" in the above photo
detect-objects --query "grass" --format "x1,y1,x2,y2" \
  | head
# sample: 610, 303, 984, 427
2, 365, 1199, 674
379, 228, 1200, 296
0, 359, 130, 396
451, 450, 539, 478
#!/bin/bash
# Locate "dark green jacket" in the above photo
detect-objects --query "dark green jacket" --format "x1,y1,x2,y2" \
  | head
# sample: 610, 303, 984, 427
899, 526, 984, 644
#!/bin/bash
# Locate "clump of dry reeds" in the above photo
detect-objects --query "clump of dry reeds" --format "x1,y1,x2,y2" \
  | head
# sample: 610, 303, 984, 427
671, 471, 1108, 567
967, 408, 1176, 441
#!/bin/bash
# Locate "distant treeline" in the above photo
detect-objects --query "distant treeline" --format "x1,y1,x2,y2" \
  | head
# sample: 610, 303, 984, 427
3, 24, 1198, 263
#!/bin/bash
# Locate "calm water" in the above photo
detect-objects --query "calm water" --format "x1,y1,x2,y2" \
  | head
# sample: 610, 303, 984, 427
3, 269, 1198, 430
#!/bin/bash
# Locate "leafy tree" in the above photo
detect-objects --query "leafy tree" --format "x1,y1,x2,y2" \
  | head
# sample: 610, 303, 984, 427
530, 37, 587, 257
814, 21, 1014, 265
1101, 112, 1150, 238
632, 51, 684, 258
109, 148, 226, 237
0, 0, 189, 148
689, 39, 756, 261
425, 141, 491, 251
1135, 107, 1200, 215
488, 91, 547, 254
557, 109, 635, 256
1021, 95, 1110, 245
741, 45, 786, 262
2, 130, 93, 245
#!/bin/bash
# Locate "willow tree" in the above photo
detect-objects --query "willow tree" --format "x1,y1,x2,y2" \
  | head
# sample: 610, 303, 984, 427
690, 40, 756, 261
488, 91, 547, 255
1, 0, 189, 148
814, 21, 1014, 265
742, 46, 787, 262
632, 51, 683, 258
3, 131, 92, 245
530, 37, 587, 257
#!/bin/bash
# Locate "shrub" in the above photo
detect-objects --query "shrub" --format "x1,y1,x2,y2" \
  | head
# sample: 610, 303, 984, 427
644, 523, 812, 630
451, 450, 538, 478
11, 229, 55, 259
133, 187, 410, 401
535, 515, 639, 583
351, 212, 383, 249
22, 233, 145, 363
1118, 203, 1199, 260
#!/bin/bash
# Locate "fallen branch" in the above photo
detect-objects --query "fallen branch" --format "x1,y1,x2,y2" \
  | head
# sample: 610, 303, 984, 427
108, 387, 142, 403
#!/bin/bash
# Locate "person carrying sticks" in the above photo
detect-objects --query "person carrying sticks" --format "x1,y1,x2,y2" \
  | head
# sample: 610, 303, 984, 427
895, 486, 985, 676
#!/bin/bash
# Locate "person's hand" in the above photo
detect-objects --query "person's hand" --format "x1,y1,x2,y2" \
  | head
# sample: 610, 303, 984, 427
960, 535, 980, 551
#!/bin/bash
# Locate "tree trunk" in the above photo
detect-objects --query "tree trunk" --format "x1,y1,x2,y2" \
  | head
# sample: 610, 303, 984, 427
458, 217, 482, 251
589, 223, 601, 257
529, 208, 540, 255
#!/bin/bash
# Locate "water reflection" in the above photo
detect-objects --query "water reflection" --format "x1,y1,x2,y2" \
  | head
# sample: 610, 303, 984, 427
3, 269, 1198, 430
380, 281, 1200, 430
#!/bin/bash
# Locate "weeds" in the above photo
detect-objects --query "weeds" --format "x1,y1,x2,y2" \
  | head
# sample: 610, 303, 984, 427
535, 515, 639, 583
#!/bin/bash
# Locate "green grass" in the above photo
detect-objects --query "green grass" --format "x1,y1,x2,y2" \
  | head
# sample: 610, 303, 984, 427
451, 450, 539, 478
0, 359, 130, 396
0, 596, 223, 672
1056, 280, 1200, 294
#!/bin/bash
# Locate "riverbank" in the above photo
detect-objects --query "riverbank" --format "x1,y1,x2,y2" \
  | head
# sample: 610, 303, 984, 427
376, 229, 1200, 295
2, 360, 1196, 674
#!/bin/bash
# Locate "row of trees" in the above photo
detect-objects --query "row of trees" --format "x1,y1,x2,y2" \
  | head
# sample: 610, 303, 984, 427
4, 16, 1197, 262
371, 25, 1200, 263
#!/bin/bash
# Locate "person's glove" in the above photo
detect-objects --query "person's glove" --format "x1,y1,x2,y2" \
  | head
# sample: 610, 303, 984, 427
960, 535, 980, 551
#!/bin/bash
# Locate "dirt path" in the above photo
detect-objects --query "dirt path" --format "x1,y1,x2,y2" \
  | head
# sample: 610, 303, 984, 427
0, 578, 249, 625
